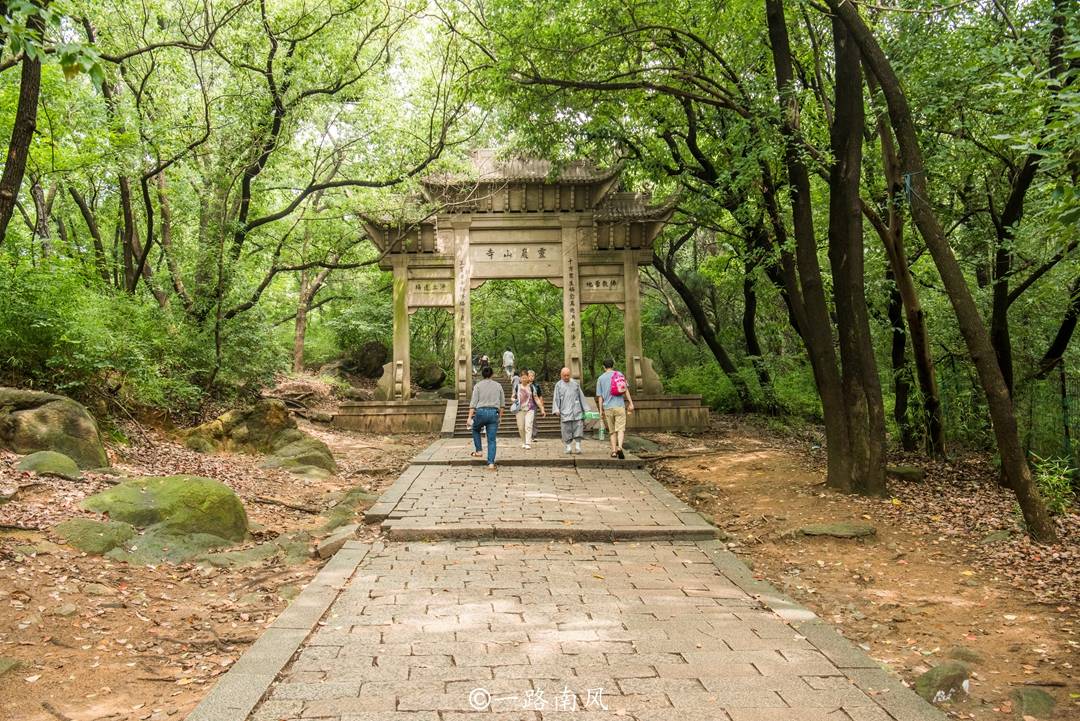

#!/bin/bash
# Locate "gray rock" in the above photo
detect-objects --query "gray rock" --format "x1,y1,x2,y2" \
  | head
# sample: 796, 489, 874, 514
914, 661, 970, 704
316, 523, 359, 559
0, 388, 108, 468
979, 529, 1012, 545
1010, 687, 1056, 718
945, 646, 984, 665
800, 522, 876, 539
50, 603, 78, 617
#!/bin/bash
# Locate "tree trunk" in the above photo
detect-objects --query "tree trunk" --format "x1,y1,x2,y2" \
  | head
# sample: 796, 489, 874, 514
29, 178, 51, 256
157, 173, 194, 312
827, 15, 887, 496
743, 242, 781, 414
1037, 277, 1080, 379
869, 94, 947, 457
69, 186, 109, 283
766, 0, 853, 491
888, 272, 917, 450
829, 0, 1056, 541
0, 48, 42, 244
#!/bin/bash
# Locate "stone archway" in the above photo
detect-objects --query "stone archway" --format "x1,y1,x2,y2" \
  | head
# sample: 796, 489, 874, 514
365, 150, 672, 402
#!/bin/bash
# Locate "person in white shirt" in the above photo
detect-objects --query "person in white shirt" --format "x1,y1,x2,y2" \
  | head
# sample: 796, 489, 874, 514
502, 347, 515, 378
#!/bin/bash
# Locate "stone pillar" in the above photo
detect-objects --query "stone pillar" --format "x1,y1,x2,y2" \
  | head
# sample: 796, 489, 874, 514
623, 253, 645, 394
561, 218, 583, 380
391, 257, 411, 400
452, 220, 473, 400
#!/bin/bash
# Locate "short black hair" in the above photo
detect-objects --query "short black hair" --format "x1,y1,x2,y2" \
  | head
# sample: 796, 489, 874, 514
602, 358, 615, 369
505, 346, 511, 351
481, 365, 494, 378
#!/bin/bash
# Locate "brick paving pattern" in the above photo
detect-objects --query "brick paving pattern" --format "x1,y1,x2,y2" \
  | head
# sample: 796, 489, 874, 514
189, 441, 944, 721
368, 462, 713, 540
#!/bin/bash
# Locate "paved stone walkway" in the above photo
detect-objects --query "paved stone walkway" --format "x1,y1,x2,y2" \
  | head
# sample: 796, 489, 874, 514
189, 441, 944, 721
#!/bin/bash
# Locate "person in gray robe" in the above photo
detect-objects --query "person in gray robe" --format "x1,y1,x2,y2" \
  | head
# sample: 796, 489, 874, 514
551, 366, 589, 454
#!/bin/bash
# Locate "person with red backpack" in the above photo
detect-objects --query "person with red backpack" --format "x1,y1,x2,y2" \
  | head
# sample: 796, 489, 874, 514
595, 358, 634, 459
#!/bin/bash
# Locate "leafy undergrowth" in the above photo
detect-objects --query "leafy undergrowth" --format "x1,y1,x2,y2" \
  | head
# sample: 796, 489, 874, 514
0, 421, 430, 721
649, 415, 1079, 721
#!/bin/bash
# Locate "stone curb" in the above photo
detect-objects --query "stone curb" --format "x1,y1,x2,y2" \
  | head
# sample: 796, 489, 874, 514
695, 539, 946, 721
363, 465, 423, 522
184, 541, 377, 721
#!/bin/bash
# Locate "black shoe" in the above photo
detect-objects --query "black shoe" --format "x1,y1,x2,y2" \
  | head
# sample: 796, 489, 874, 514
616, 448, 625, 459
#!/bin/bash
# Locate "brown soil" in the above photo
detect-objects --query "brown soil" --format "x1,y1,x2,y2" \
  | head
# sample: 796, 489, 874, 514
647, 417, 1079, 721
0, 415, 432, 721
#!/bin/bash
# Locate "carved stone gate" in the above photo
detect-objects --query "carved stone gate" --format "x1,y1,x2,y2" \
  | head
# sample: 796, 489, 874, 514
363, 151, 674, 401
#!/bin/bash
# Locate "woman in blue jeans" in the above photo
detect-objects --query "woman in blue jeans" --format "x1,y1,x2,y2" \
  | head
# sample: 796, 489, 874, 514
466, 365, 505, 468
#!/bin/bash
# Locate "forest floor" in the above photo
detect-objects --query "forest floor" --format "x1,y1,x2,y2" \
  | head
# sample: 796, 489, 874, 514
649, 415, 1079, 721
1, 401, 1077, 721
0, 395, 433, 721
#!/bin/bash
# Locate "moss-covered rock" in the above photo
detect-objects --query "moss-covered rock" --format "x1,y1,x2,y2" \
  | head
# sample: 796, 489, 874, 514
261, 436, 337, 474
17, 450, 81, 481
320, 485, 378, 531
199, 531, 312, 568
915, 661, 970, 704
104, 526, 233, 564
800, 522, 876, 539
0, 388, 108, 468
54, 518, 136, 555
180, 399, 295, 454
0, 657, 21, 678
82, 475, 248, 541
886, 465, 926, 483
1010, 687, 1056, 718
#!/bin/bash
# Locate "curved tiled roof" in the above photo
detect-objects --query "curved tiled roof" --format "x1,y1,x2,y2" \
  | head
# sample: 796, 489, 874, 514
594, 192, 679, 222
424, 149, 620, 185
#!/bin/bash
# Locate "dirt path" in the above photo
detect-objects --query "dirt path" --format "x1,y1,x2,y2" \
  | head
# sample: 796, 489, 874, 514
648, 420, 1079, 720
0, 422, 432, 721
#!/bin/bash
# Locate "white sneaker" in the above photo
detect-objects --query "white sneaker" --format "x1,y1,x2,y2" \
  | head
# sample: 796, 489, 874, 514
564, 445, 572, 454
521, 443, 527, 448
574, 443, 582, 454
524, 444, 531, 450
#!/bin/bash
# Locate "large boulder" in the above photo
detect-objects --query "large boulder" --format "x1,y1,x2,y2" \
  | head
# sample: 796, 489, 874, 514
181, 399, 294, 454
0, 388, 108, 468
17, 450, 81, 480
415, 362, 447, 391
349, 341, 388, 378
82, 475, 248, 542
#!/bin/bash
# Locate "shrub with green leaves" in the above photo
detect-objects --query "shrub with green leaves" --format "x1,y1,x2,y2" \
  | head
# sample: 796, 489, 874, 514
1030, 454, 1077, 516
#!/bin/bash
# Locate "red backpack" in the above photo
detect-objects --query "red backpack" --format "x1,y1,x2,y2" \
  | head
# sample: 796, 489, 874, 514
610, 370, 628, 396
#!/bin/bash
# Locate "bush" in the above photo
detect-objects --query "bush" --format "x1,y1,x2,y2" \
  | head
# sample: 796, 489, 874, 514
664, 363, 740, 412
0, 260, 282, 417
1031, 454, 1076, 516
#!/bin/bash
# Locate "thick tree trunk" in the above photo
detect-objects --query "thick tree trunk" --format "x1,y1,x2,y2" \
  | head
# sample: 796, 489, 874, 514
766, 0, 853, 490
830, 0, 1056, 541
652, 252, 756, 411
0, 49, 42, 244
888, 272, 918, 451
827, 15, 887, 496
